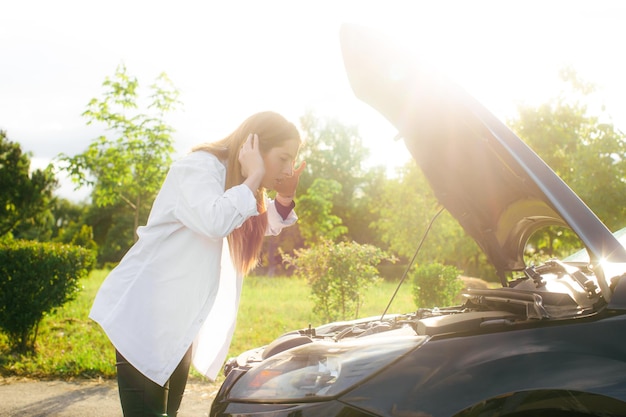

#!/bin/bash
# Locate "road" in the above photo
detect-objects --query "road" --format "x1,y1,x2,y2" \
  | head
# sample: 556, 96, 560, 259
0, 376, 218, 416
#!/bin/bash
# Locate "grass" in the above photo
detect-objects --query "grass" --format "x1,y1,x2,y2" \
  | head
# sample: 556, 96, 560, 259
0, 270, 416, 381
232, 275, 415, 355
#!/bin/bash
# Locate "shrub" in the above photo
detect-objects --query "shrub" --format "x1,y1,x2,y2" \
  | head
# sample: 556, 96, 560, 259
411, 263, 463, 308
0, 239, 96, 352
284, 240, 395, 322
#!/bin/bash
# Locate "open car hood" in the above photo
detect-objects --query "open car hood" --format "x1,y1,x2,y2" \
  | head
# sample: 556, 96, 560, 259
339, 24, 626, 280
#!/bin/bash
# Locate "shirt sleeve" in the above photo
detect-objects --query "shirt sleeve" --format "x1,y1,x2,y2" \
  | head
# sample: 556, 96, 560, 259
161, 152, 259, 238
265, 197, 298, 236
274, 199, 296, 220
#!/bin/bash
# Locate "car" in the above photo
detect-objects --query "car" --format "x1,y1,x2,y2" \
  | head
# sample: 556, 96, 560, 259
209, 25, 626, 417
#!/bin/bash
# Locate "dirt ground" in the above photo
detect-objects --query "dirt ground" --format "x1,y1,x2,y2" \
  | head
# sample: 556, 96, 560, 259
0, 376, 219, 416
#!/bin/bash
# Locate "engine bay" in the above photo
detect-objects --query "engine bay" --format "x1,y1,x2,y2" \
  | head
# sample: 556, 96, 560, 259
222, 259, 607, 377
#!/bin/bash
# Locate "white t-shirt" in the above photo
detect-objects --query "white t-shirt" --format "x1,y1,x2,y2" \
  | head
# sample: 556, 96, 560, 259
89, 151, 297, 386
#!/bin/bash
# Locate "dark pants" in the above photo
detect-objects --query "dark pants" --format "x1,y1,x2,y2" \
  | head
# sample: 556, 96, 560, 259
115, 348, 192, 417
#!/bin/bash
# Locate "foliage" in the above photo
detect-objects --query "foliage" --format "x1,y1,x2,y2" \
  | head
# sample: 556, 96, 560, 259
352, 165, 390, 247
0, 130, 58, 238
51, 199, 89, 241
84, 201, 135, 266
372, 163, 434, 259
296, 178, 347, 245
372, 162, 492, 279
0, 269, 115, 379
265, 112, 374, 272
298, 111, 369, 194
0, 239, 96, 352
284, 239, 395, 322
262, 225, 303, 276
509, 67, 626, 234
53, 200, 98, 253
523, 225, 582, 266
60, 64, 180, 246
69, 225, 98, 251
411, 263, 463, 309
298, 112, 382, 245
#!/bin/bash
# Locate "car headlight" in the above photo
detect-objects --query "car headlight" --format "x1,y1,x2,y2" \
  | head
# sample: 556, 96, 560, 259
226, 334, 427, 402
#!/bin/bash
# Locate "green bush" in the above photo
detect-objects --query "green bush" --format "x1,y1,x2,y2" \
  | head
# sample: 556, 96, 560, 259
411, 263, 463, 308
0, 239, 96, 352
284, 240, 395, 322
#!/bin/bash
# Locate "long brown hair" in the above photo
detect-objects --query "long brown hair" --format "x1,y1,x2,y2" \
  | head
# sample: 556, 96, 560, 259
192, 111, 300, 275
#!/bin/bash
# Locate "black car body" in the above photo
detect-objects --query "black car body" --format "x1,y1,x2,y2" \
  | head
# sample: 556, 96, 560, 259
210, 25, 626, 417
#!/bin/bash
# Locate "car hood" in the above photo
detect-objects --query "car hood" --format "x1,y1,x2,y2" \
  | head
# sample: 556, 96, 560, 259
339, 24, 626, 281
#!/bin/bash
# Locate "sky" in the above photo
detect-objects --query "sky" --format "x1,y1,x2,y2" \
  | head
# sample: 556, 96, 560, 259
2, 0, 626, 201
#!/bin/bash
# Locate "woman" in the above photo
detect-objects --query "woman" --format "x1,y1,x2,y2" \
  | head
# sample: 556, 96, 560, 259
89, 111, 306, 416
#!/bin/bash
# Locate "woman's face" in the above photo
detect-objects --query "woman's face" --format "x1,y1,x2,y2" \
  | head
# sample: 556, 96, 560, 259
261, 138, 300, 190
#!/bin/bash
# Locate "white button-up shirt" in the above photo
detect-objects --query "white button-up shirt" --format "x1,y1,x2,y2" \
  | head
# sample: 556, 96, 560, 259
89, 151, 297, 386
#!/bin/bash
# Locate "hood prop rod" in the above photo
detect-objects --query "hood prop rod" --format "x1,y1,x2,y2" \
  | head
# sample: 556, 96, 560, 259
380, 206, 445, 320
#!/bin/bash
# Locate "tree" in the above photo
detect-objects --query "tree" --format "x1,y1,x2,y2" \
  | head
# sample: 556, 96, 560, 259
0, 131, 58, 238
53, 200, 98, 252
298, 111, 378, 244
60, 64, 180, 246
350, 165, 389, 247
50, 198, 90, 241
509, 67, 626, 238
296, 178, 347, 246
372, 162, 491, 279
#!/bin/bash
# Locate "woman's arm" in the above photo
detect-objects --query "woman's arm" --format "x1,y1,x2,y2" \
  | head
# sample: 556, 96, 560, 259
169, 153, 259, 238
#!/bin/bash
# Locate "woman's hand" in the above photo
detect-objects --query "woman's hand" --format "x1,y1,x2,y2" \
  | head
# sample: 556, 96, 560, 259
239, 134, 265, 193
274, 161, 306, 205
